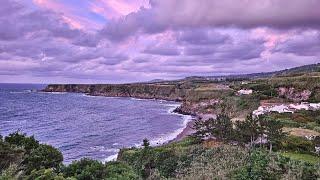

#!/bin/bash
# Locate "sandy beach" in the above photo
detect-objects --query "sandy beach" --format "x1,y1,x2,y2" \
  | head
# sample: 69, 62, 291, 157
171, 119, 196, 142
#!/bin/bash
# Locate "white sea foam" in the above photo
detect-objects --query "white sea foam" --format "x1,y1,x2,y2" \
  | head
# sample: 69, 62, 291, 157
130, 97, 149, 101
149, 115, 192, 146
149, 104, 193, 146
98, 100, 192, 163
82, 94, 122, 99
41, 92, 66, 95
82, 94, 93, 97
9, 90, 31, 94
92, 146, 119, 163
166, 104, 180, 114
114, 102, 192, 154
103, 153, 118, 163
90, 146, 119, 153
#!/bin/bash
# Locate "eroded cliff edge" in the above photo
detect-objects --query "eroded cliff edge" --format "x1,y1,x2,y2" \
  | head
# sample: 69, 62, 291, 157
43, 83, 188, 101
42, 81, 238, 118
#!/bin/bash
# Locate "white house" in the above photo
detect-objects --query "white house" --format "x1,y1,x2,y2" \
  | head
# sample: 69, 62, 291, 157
237, 89, 253, 95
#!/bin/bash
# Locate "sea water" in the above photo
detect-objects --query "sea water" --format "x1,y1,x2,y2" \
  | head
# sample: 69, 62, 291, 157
0, 83, 191, 163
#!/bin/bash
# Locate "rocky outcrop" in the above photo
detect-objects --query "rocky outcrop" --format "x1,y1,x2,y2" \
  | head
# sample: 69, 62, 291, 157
278, 87, 312, 102
43, 84, 187, 101
173, 101, 196, 115
174, 99, 221, 118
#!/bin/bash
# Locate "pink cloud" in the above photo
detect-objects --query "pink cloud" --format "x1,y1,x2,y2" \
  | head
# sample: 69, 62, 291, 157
251, 28, 290, 58
90, 0, 149, 20
33, 0, 101, 31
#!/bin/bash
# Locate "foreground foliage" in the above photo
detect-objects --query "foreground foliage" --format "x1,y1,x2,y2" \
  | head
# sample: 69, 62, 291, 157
1, 130, 319, 179
0, 132, 138, 180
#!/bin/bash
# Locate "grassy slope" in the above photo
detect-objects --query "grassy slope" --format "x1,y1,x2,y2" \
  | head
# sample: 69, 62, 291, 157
281, 152, 320, 164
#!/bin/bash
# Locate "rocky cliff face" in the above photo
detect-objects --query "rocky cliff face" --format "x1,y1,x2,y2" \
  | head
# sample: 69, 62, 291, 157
43, 84, 187, 101
278, 87, 312, 102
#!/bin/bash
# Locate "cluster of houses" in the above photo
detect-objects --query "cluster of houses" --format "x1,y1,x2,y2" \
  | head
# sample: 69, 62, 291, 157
252, 102, 320, 154
237, 89, 253, 95
253, 102, 320, 116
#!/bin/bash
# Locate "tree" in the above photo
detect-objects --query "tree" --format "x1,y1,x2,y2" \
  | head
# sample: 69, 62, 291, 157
192, 118, 211, 141
26, 168, 65, 180
142, 138, 150, 149
235, 114, 260, 147
212, 114, 234, 140
105, 161, 138, 179
264, 119, 287, 153
24, 144, 63, 174
4, 131, 39, 153
192, 115, 234, 141
62, 158, 107, 180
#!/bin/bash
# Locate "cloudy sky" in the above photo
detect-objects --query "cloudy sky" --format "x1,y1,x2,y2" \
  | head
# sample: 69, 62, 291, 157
0, 0, 320, 83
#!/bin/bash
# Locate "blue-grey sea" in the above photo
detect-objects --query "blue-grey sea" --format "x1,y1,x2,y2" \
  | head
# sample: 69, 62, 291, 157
0, 83, 190, 163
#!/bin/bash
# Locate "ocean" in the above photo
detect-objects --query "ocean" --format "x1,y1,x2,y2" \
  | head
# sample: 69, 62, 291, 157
0, 83, 191, 163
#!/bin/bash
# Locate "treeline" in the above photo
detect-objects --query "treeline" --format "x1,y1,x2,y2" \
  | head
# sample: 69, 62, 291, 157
193, 114, 320, 155
1, 123, 320, 179
0, 132, 138, 179
193, 114, 287, 151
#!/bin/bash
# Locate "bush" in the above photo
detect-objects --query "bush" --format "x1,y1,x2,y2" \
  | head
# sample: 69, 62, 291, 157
278, 119, 301, 128
61, 158, 107, 180
4, 132, 39, 152
176, 145, 249, 179
315, 116, 320, 125
0, 140, 24, 173
232, 150, 320, 180
24, 144, 63, 174
106, 161, 138, 180
232, 150, 279, 180
281, 136, 315, 154
26, 168, 65, 180
119, 145, 179, 179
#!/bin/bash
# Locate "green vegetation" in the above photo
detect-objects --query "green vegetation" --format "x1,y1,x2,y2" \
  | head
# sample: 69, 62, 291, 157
1, 124, 320, 179
5, 63, 320, 179
281, 136, 315, 154
193, 114, 235, 141
0, 132, 138, 179
266, 110, 320, 132
281, 152, 320, 164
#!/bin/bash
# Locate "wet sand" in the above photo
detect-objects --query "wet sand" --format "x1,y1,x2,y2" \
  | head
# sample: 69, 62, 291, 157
171, 119, 196, 142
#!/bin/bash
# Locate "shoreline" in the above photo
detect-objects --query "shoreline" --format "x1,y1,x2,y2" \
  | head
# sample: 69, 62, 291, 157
42, 91, 196, 141
102, 100, 195, 162
84, 94, 196, 161
40, 91, 196, 162
82, 92, 196, 145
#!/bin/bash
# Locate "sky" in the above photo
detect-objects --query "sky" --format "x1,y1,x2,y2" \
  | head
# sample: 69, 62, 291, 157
0, 0, 320, 83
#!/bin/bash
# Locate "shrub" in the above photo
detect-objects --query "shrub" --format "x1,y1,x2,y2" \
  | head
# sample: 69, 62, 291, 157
26, 168, 65, 180
306, 122, 320, 131
278, 119, 301, 128
61, 158, 107, 180
24, 144, 63, 174
176, 145, 249, 179
281, 136, 315, 154
232, 150, 320, 180
0, 140, 25, 173
232, 150, 279, 180
4, 132, 39, 153
120, 146, 179, 178
315, 116, 320, 125
105, 161, 138, 180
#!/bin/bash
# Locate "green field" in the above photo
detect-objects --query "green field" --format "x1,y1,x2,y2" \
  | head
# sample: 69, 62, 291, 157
281, 152, 320, 164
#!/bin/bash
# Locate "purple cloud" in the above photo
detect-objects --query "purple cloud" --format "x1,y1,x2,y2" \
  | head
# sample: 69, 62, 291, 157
0, 0, 320, 83
273, 31, 320, 56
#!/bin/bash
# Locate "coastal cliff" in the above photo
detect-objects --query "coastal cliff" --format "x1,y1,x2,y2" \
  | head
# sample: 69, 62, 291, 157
43, 82, 240, 119
43, 83, 188, 101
